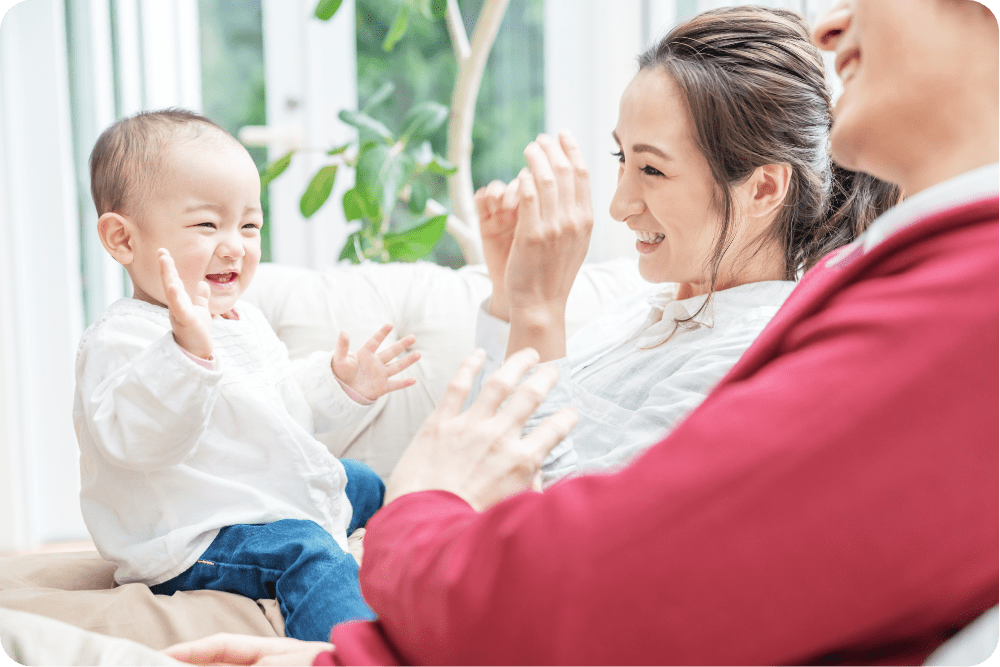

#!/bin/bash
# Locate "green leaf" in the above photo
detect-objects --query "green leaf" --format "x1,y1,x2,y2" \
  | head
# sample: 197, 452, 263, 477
260, 150, 293, 188
338, 110, 394, 143
339, 232, 362, 263
384, 213, 448, 261
408, 140, 434, 164
355, 143, 416, 218
427, 154, 458, 176
342, 186, 379, 222
408, 180, 429, 214
362, 82, 396, 113
326, 142, 351, 156
314, 0, 343, 20
399, 101, 449, 144
431, 0, 448, 20
299, 165, 338, 218
382, 4, 409, 52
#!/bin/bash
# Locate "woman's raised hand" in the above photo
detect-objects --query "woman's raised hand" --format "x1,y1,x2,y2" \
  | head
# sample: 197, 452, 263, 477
474, 178, 520, 321
504, 130, 593, 362
384, 348, 578, 512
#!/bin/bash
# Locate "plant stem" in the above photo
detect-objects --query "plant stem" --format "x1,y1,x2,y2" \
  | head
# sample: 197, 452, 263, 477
445, 0, 510, 265
444, 0, 471, 62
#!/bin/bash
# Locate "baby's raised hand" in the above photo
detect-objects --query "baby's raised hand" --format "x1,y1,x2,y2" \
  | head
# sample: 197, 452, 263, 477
331, 324, 420, 401
159, 248, 213, 360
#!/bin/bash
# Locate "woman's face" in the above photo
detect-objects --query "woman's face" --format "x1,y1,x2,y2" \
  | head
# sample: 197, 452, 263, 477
610, 69, 730, 291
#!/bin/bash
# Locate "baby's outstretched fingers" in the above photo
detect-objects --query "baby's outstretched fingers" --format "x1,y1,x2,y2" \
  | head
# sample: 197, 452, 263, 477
362, 323, 394, 354
333, 330, 351, 365
385, 376, 418, 393
378, 333, 417, 364
386, 350, 421, 377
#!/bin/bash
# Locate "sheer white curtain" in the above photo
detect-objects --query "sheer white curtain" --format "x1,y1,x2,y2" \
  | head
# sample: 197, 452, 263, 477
544, 0, 840, 263
0, 0, 202, 551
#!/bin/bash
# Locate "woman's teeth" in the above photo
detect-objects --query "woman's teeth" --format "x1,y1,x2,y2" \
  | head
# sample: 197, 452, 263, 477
636, 231, 665, 244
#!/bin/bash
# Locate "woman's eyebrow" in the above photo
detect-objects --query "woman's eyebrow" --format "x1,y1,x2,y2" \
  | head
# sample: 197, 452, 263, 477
611, 131, 672, 160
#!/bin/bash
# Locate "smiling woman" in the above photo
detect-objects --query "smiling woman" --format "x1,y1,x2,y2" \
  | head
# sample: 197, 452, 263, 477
467, 5, 900, 482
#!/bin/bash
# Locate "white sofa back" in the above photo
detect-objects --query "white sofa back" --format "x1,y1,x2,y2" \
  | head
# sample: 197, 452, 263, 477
243, 259, 647, 477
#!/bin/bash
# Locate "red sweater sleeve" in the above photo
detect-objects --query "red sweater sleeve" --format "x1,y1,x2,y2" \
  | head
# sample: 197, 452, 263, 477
335, 201, 998, 665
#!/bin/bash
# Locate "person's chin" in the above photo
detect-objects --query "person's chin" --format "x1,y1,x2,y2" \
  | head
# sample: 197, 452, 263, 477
637, 259, 669, 284
828, 106, 867, 173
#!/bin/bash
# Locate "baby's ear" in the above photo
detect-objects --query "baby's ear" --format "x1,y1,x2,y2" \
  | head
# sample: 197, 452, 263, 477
97, 212, 135, 265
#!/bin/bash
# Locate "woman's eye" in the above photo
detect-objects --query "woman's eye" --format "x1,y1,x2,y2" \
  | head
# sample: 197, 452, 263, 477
611, 150, 625, 163
196, 222, 217, 229
642, 165, 664, 177
242, 223, 261, 231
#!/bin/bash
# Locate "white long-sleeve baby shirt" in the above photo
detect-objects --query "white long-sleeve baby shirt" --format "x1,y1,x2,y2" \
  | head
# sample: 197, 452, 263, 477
73, 298, 371, 586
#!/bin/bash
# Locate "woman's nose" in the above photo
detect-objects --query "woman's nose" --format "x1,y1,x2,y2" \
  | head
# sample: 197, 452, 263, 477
609, 173, 643, 222
811, 0, 851, 52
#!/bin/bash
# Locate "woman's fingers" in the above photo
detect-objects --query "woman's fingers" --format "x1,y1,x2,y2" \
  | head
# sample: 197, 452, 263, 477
483, 179, 507, 216
163, 634, 331, 666
163, 632, 261, 665
523, 141, 559, 225
559, 129, 592, 213
502, 177, 520, 212
536, 133, 576, 218
493, 362, 561, 430
516, 169, 542, 241
467, 347, 541, 420
436, 349, 487, 417
522, 406, 579, 465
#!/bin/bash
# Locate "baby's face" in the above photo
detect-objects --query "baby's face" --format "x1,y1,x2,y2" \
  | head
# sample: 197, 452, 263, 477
128, 137, 263, 316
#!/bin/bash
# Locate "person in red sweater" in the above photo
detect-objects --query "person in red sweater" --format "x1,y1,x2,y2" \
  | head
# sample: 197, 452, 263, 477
164, 0, 998, 664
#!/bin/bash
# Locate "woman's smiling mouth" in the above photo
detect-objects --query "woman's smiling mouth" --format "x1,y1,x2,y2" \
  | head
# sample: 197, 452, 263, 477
635, 230, 665, 253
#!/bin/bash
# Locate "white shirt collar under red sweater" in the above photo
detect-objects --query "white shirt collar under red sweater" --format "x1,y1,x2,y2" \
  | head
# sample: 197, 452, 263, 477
826, 163, 999, 268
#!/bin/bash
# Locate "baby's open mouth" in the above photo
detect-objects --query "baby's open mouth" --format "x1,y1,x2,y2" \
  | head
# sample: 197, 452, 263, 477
206, 272, 238, 284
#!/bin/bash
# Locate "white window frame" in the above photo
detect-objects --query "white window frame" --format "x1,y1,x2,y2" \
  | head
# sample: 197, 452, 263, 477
257, 0, 358, 269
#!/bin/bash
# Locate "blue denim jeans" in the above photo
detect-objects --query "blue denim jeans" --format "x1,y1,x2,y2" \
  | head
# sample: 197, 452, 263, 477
151, 460, 384, 642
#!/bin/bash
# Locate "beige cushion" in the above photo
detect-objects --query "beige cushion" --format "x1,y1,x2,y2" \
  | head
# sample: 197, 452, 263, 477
0, 552, 281, 650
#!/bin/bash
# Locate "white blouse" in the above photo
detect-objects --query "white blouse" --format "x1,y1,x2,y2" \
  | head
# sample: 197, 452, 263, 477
472, 280, 798, 482
73, 298, 371, 586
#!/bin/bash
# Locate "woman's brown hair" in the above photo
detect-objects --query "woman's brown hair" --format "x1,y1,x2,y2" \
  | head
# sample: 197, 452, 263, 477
639, 6, 900, 287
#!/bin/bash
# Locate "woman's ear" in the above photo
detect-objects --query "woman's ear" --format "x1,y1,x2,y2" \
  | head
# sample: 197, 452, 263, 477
745, 163, 793, 221
97, 212, 136, 265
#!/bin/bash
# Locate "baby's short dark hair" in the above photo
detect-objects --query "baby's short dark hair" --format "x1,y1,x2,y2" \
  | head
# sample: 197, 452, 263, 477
89, 108, 233, 218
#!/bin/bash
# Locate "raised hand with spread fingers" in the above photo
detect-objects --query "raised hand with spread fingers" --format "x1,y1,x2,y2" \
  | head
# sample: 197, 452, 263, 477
158, 248, 214, 361
504, 130, 593, 362
331, 324, 421, 401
